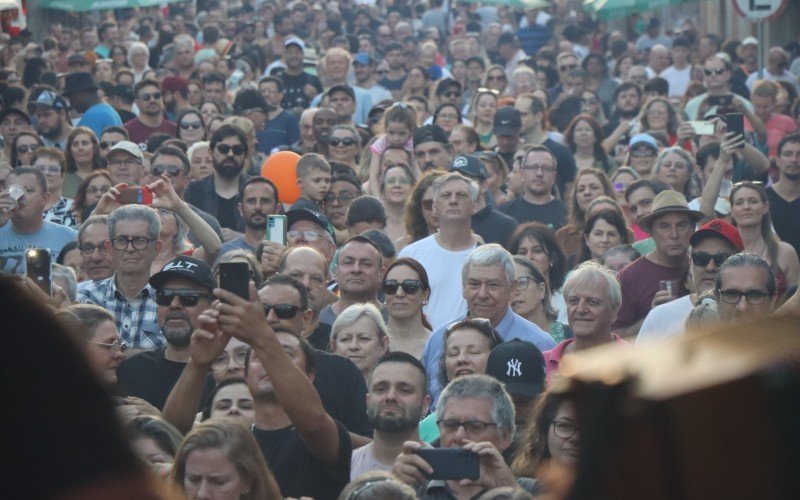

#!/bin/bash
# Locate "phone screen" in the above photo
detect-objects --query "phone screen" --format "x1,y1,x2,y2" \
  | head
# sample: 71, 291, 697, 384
726, 113, 745, 148
218, 262, 250, 300
26, 248, 52, 296
267, 215, 287, 246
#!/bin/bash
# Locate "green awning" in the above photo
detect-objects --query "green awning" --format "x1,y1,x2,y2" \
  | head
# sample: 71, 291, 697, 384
584, 0, 700, 20
40, 0, 182, 13
458, 0, 550, 9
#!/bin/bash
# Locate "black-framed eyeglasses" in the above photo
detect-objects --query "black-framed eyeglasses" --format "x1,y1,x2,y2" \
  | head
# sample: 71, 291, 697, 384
111, 236, 155, 250
515, 275, 542, 291
552, 419, 578, 440
383, 279, 424, 295
437, 418, 498, 433
180, 121, 203, 130
704, 68, 726, 76
151, 164, 184, 177
324, 191, 356, 205
717, 289, 770, 305
691, 252, 732, 268
155, 289, 211, 307
216, 143, 245, 156
263, 303, 302, 319
138, 91, 162, 101
212, 345, 250, 373
100, 140, 118, 150
78, 243, 108, 256
88, 339, 128, 354
559, 63, 578, 72
329, 136, 357, 147
444, 91, 460, 98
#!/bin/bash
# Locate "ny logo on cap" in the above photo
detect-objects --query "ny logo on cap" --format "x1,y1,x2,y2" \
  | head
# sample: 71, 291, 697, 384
164, 260, 198, 272
453, 156, 468, 168
507, 358, 522, 377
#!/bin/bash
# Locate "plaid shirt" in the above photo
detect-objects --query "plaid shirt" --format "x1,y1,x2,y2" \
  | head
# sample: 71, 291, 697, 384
78, 275, 164, 350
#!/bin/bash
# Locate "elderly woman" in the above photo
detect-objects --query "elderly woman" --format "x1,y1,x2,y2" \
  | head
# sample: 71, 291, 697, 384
652, 146, 699, 200
330, 303, 391, 382
512, 256, 570, 343
187, 141, 213, 181
383, 257, 432, 359
128, 41, 151, 83
327, 124, 362, 175
510, 66, 538, 97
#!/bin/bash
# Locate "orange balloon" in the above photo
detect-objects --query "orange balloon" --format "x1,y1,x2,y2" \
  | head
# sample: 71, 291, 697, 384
260, 151, 301, 204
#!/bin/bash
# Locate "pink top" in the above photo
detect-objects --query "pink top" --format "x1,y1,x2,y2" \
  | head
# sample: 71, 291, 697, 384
542, 335, 631, 384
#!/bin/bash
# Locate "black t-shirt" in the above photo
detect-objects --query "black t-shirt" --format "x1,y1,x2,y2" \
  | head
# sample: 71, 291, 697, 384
281, 71, 324, 111
767, 187, 800, 257
472, 205, 519, 247
314, 352, 372, 437
253, 420, 352, 500
499, 197, 567, 230
116, 347, 216, 410
543, 138, 577, 198
215, 194, 241, 232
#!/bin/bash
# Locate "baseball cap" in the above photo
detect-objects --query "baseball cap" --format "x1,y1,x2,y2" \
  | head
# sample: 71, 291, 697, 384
68, 53, 89, 66
233, 88, 270, 114
30, 90, 69, 112
284, 37, 305, 51
497, 32, 519, 46
286, 208, 336, 244
486, 339, 546, 398
690, 218, 744, 252
742, 36, 759, 47
493, 106, 522, 136
0, 107, 30, 125
435, 78, 461, 96
629, 133, 659, 151
107, 141, 144, 161
451, 154, 488, 180
328, 84, 356, 102
353, 52, 373, 66
149, 256, 217, 292
413, 124, 449, 146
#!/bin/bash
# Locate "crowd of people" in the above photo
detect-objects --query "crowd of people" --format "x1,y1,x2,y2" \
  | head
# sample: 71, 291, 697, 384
1, 0, 799, 498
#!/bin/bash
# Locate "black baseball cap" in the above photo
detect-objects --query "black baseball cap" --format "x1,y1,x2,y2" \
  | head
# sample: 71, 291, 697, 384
451, 154, 488, 179
486, 339, 546, 398
413, 124, 449, 146
149, 256, 216, 292
328, 84, 356, 102
493, 106, 522, 136
286, 208, 337, 244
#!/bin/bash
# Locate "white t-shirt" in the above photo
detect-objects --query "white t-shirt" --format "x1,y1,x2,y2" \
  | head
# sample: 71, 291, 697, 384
636, 294, 693, 345
398, 234, 477, 330
660, 65, 692, 98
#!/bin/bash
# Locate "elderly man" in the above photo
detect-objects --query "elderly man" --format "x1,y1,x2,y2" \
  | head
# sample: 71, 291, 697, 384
393, 375, 531, 496
745, 47, 800, 94
543, 261, 630, 382
613, 191, 704, 338
78, 205, 164, 350
123, 79, 177, 144
106, 141, 146, 186
259, 207, 338, 278
0, 167, 77, 274
637, 219, 743, 344
76, 215, 114, 286
117, 256, 216, 409
421, 244, 555, 402
399, 172, 481, 329
645, 44, 670, 79
715, 253, 777, 322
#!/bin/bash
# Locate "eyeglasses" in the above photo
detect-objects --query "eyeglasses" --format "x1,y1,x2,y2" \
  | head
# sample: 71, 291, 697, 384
180, 121, 203, 130
287, 229, 329, 242
732, 180, 764, 188
36, 164, 61, 175
691, 252, 732, 267
111, 236, 155, 250
444, 91, 460, 98
16, 144, 39, 154
212, 346, 249, 373
215, 144, 245, 156
100, 141, 118, 149
108, 158, 143, 168
436, 113, 458, 121
515, 275, 541, 291
486, 74, 506, 82
138, 91, 162, 101
717, 289, 770, 305
383, 279, 424, 295
630, 148, 656, 158
421, 199, 434, 211
151, 164, 184, 176
704, 68, 726, 76
613, 182, 627, 192
437, 418, 498, 433
155, 289, 211, 307
559, 63, 578, 72
324, 191, 356, 205
88, 339, 128, 354
520, 164, 556, 174
552, 419, 578, 440
385, 177, 411, 186
86, 185, 111, 195
78, 243, 108, 256
262, 303, 302, 319
329, 137, 357, 147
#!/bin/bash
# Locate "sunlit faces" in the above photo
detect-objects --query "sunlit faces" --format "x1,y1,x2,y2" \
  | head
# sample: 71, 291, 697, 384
510, 263, 545, 319
331, 315, 389, 377
335, 241, 383, 297
444, 327, 493, 382
566, 280, 616, 339
84, 319, 124, 386
327, 128, 359, 164
382, 165, 413, 205
432, 178, 476, 222
574, 173, 605, 212
730, 186, 768, 228
548, 401, 580, 466
584, 219, 622, 261
282, 248, 328, 312
463, 264, 514, 325
384, 264, 429, 321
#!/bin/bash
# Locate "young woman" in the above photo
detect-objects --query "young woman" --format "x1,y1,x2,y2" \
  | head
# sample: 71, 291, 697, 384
382, 257, 432, 359
512, 392, 580, 478
202, 378, 256, 428
401, 66, 432, 100
380, 163, 416, 242
330, 303, 391, 382
512, 256, 570, 343
556, 168, 616, 260
175, 108, 206, 147
483, 64, 509, 94
10, 131, 43, 167
73, 170, 113, 222
432, 103, 463, 134
564, 114, 616, 173
578, 209, 629, 264
64, 127, 102, 198
397, 169, 446, 252
327, 124, 362, 174
480, 152, 510, 207
639, 97, 682, 146
470, 88, 499, 149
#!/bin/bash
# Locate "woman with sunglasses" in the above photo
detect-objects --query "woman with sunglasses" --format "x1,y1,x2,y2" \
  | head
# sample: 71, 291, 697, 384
330, 303, 391, 382
512, 256, 570, 343
64, 127, 103, 198
10, 131, 43, 167
396, 169, 446, 252
483, 64, 509, 94
382, 258, 432, 359
419, 318, 502, 443
381, 163, 416, 242
56, 304, 125, 387
175, 108, 206, 147
470, 89, 499, 149
580, 89, 609, 128
730, 181, 799, 298
327, 125, 362, 175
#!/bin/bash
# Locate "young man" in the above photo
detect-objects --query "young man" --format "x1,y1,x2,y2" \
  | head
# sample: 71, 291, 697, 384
221, 177, 279, 255
660, 38, 692, 99
767, 133, 800, 257
499, 146, 568, 229
256, 76, 301, 155
123, 79, 177, 144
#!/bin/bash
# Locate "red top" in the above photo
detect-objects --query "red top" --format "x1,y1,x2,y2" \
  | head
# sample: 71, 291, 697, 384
543, 335, 631, 384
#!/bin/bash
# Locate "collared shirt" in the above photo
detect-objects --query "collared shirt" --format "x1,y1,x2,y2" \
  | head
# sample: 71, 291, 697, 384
543, 335, 630, 384
78, 275, 164, 350
422, 307, 557, 403
43, 197, 78, 230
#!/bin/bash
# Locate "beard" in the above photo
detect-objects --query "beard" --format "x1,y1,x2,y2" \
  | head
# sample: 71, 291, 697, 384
367, 403, 424, 432
161, 314, 193, 347
213, 158, 245, 179
245, 211, 266, 229
783, 171, 800, 181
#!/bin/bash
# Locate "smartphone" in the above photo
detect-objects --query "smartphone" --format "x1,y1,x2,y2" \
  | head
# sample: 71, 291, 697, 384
25, 248, 51, 296
218, 262, 250, 300
689, 121, 715, 136
726, 113, 745, 148
413, 448, 480, 481
117, 187, 153, 205
709, 94, 733, 107
267, 215, 288, 246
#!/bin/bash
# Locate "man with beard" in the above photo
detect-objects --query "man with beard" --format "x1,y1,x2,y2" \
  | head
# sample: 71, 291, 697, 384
281, 37, 324, 115
160, 76, 191, 122
601, 83, 643, 158
767, 133, 800, 256
116, 256, 216, 409
351, 352, 431, 478
221, 177, 279, 254
185, 125, 251, 238
412, 125, 454, 172
31, 90, 72, 150
311, 108, 337, 156
54, 28, 75, 74
124, 79, 177, 145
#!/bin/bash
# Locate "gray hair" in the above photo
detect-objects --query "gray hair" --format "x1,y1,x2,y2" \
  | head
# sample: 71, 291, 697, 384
462, 244, 516, 288
716, 252, 776, 296
652, 146, 695, 177
77, 214, 108, 244
187, 141, 210, 162
174, 34, 195, 51
562, 260, 622, 311
108, 205, 161, 240
331, 303, 389, 342
436, 374, 515, 438
52, 263, 77, 302
127, 41, 149, 66
432, 172, 479, 202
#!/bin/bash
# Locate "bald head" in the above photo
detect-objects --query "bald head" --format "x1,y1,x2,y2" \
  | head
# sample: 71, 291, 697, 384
649, 44, 670, 73
279, 246, 329, 312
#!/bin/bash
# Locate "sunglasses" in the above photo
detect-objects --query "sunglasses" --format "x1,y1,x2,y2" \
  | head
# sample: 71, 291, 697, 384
691, 251, 732, 267
262, 303, 302, 319
138, 91, 162, 101
329, 137, 356, 147
487, 74, 506, 81
444, 91, 460, 98
180, 121, 203, 130
16, 144, 39, 154
704, 68, 726, 76
155, 289, 210, 307
151, 164, 183, 176
100, 140, 119, 149
216, 144, 245, 156
383, 279, 424, 295
559, 63, 578, 72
